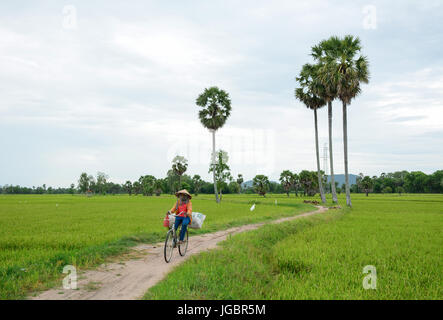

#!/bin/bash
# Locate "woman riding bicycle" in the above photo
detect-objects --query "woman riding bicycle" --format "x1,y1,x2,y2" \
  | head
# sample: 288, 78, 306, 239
167, 189, 192, 245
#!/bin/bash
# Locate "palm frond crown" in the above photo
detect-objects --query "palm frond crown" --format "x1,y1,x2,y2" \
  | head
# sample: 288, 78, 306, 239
196, 87, 232, 131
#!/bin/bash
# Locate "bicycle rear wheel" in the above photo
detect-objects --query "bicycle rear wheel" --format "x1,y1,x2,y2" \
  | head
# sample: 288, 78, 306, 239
178, 226, 189, 256
164, 229, 174, 263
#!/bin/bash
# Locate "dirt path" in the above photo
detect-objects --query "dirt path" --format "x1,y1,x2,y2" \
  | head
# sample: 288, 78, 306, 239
31, 206, 328, 300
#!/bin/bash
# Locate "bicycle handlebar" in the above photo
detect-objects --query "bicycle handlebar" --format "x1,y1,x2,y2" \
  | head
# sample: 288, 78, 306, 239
167, 212, 187, 218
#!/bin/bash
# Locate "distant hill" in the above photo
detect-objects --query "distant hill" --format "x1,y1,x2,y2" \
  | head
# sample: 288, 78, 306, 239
327, 174, 358, 186
242, 180, 254, 188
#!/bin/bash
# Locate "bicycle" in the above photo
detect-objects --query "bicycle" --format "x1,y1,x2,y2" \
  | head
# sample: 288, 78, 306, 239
164, 213, 189, 263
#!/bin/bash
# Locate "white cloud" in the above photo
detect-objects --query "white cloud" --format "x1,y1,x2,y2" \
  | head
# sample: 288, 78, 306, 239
367, 67, 443, 132
0, 1, 442, 187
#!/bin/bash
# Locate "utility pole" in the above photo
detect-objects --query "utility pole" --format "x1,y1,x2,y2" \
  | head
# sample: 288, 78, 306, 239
322, 143, 329, 193
322, 143, 329, 176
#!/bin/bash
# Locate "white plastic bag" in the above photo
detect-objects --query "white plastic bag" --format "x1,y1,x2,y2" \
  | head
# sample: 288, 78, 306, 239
189, 212, 206, 229
168, 214, 176, 228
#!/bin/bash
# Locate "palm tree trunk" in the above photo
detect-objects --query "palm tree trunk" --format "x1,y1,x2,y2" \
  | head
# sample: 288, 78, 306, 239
342, 102, 352, 207
314, 108, 326, 204
328, 101, 338, 203
211, 130, 220, 203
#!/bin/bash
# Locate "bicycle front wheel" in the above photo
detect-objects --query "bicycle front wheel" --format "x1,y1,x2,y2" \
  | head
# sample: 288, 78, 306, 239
164, 229, 174, 263
178, 226, 189, 256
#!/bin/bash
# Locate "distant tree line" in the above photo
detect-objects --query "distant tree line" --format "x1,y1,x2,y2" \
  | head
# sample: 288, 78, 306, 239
0, 184, 76, 195
350, 170, 443, 195
1, 169, 441, 196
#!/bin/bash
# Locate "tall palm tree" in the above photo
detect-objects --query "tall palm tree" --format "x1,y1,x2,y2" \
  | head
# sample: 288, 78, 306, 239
318, 35, 370, 206
171, 155, 188, 189
196, 87, 232, 203
279, 170, 294, 197
312, 39, 339, 204
295, 63, 327, 204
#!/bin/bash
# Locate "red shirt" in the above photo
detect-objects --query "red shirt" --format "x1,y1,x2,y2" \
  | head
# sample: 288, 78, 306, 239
170, 201, 192, 221
177, 202, 188, 217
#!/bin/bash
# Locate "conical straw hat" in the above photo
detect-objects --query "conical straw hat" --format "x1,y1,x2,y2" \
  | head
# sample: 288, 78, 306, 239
175, 189, 192, 199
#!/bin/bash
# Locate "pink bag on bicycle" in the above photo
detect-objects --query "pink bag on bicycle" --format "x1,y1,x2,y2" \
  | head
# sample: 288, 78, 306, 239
163, 214, 170, 228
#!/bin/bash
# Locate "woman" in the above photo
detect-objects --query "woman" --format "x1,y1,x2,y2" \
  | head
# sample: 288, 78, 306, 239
168, 189, 192, 244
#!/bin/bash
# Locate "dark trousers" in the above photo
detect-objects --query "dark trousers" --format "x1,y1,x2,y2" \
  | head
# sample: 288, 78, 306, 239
174, 216, 190, 241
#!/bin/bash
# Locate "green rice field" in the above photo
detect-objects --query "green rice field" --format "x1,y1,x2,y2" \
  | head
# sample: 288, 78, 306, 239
1, 193, 442, 300
144, 194, 443, 300
0, 193, 312, 299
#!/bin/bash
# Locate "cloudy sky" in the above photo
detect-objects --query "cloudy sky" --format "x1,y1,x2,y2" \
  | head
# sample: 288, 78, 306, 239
1, 0, 442, 187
